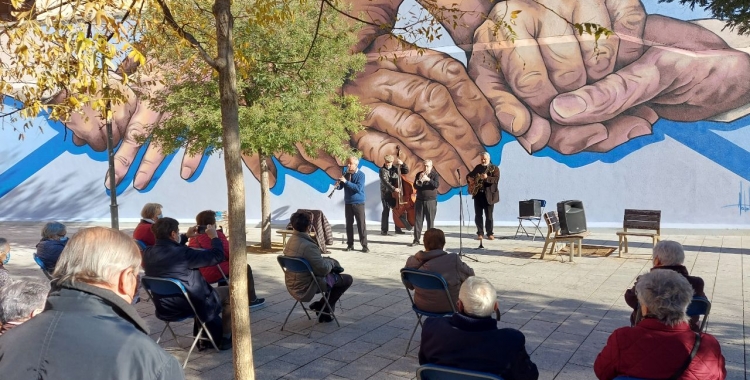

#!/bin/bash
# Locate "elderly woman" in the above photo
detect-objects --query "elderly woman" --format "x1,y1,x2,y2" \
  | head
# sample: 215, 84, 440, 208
404, 228, 474, 313
595, 270, 726, 380
34, 222, 68, 273
132, 203, 162, 247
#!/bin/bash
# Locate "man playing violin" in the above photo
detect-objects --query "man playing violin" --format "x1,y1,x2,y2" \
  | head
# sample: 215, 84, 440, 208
410, 160, 439, 247
379, 154, 411, 236
337, 156, 369, 253
467, 152, 500, 242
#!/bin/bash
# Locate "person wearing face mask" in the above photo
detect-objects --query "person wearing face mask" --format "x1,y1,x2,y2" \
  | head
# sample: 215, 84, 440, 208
142, 217, 232, 350
0, 279, 50, 335
0, 227, 184, 379
133, 202, 163, 247
0, 238, 10, 288
34, 222, 68, 273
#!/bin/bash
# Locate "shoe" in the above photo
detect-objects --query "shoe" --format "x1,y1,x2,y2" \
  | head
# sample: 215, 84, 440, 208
408, 241, 419, 247
477, 234, 484, 240
395, 230, 406, 235
249, 298, 266, 309
380, 232, 389, 236
345, 246, 354, 251
361, 247, 370, 253
309, 300, 323, 313
219, 337, 232, 351
487, 235, 495, 240
318, 313, 334, 323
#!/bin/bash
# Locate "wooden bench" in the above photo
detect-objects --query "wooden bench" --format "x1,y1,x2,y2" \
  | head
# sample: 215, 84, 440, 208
616, 209, 661, 257
276, 229, 315, 247
541, 211, 587, 262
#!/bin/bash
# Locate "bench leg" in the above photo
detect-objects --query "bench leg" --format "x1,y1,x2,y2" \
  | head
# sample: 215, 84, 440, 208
569, 242, 574, 262
541, 239, 550, 259
618, 236, 623, 257
624, 236, 629, 254
577, 239, 582, 257
282, 235, 287, 247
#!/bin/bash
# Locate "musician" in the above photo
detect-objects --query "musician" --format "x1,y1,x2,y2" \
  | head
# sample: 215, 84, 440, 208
379, 154, 411, 235
337, 156, 369, 253
410, 160, 439, 247
467, 152, 500, 241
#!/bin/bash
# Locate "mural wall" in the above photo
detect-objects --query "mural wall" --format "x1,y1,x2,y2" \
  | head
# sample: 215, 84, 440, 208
1, 0, 750, 228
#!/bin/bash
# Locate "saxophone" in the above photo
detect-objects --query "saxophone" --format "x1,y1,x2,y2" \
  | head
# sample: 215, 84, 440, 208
468, 165, 495, 196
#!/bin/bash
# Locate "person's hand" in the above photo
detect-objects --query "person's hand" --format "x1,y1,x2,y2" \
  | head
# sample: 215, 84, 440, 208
186, 225, 198, 238
338, 176, 347, 183
205, 224, 218, 239
394, 188, 401, 193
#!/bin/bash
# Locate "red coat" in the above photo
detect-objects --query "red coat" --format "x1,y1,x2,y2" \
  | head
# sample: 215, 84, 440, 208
594, 318, 726, 380
188, 231, 230, 284
133, 220, 156, 247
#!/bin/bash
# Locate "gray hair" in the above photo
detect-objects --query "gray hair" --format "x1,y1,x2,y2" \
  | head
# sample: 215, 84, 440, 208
53, 227, 141, 287
458, 276, 496, 318
41, 222, 66, 239
423, 159, 433, 166
636, 270, 692, 327
0, 279, 50, 323
347, 156, 360, 165
653, 240, 685, 266
0, 238, 7, 249
384, 155, 394, 163
480, 152, 490, 158
140, 203, 163, 220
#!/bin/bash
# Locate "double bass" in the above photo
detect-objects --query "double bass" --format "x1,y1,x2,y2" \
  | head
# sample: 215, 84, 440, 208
391, 146, 416, 229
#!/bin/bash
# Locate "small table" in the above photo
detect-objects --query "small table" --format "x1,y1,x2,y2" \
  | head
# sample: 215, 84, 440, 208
276, 229, 315, 246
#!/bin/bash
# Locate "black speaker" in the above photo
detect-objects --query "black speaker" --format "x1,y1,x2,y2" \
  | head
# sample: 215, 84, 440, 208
519, 200, 542, 217
557, 200, 587, 235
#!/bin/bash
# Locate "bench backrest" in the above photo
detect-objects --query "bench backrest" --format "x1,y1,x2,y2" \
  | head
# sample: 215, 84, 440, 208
544, 211, 560, 236
623, 209, 661, 233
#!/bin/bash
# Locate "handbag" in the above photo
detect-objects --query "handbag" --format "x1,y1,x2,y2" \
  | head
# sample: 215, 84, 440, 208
667, 332, 702, 380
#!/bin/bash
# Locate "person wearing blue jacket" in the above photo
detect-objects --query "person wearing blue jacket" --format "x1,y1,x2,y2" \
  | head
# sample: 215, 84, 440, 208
337, 156, 369, 253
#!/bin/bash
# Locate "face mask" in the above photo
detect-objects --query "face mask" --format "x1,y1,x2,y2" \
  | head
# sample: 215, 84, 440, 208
157, 213, 163, 219
59, 237, 68, 242
2, 252, 10, 265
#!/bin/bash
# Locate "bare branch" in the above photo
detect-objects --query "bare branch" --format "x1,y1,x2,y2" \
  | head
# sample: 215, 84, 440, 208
153, 0, 219, 70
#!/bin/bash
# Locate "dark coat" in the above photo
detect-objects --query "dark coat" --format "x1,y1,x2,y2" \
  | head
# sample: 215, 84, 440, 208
594, 318, 726, 380
379, 162, 409, 197
414, 170, 439, 201
467, 163, 500, 204
143, 237, 224, 323
35, 238, 67, 272
0, 281, 184, 380
420, 313, 538, 380
624, 265, 705, 331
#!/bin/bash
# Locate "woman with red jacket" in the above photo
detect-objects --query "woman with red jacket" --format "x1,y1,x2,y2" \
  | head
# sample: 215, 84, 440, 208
595, 270, 726, 380
132, 203, 162, 247
188, 210, 265, 308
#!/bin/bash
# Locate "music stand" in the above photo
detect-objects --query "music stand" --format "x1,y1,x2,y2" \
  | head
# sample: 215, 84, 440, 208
456, 169, 478, 262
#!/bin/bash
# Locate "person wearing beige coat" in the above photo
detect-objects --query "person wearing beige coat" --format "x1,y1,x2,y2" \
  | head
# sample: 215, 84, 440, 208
404, 228, 475, 313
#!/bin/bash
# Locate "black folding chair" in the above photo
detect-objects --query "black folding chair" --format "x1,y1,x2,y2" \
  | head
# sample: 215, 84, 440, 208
417, 364, 504, 379
686, 295, 711, 332
277, 255, 340, 335
401, 268, 457, 355
141, 276, 220, 368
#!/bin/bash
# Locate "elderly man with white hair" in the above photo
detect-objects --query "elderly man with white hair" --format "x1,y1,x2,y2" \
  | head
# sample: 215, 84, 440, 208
624, 240, 705, 331
0, 227, 184, 380
0, 278, 49, 335
595, 270, 726, 379
419, 277, 538, 380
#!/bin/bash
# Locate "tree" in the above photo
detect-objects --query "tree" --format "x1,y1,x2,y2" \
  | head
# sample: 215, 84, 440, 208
662, 0, 750, 35
142, 0, 366, 249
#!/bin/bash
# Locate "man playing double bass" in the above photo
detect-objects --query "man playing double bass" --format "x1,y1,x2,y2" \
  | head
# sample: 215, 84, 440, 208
410, 160, 439, 247
380, 154, 411, 235
467, 152, 500, 242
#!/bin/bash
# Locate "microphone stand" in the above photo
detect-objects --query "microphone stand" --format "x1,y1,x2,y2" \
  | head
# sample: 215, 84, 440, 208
456, 168, 478, 262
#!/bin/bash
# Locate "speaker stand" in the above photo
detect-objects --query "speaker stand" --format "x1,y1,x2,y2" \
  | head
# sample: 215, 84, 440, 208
457, 172, 478, 262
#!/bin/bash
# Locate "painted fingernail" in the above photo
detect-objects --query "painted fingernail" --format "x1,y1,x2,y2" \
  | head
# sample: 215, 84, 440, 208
134, 172, 148, 190
552, 94, 587, 119
479, 122, 501, 144
516, 136, 532, 154
181, 166, 193, 180
628, 123, 652, 139
497, 112, 517, 133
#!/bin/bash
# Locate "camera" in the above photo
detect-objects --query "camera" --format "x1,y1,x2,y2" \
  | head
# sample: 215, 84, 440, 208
197, 225, 207, 234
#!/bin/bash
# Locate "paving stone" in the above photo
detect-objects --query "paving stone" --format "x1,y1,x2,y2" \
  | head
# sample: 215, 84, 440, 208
332, 353, 394, 379
283, 357, 347, 380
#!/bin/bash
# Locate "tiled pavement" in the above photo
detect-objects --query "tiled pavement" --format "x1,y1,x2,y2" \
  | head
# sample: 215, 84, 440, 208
4, 222, 749, 380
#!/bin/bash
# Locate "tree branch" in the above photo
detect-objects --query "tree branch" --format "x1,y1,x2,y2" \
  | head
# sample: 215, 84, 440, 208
296, 0, 326, 74
153, 0, 219, 70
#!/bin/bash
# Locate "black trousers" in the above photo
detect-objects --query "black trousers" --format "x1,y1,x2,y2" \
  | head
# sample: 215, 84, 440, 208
381, 197, 410, 233
320, 273, 353, 311
414, 199, 437, 243
345, 203, 368, 248
473, 194, 494, 237
193, 286, 231, 341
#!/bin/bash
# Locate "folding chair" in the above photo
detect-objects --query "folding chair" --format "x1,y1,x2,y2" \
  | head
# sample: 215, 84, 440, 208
400, 268, 457, 355
216, 264, 230, 283
33, 255, 53, 280
515, 199, 546, 241
686, 295, 711, 332
140, 276, 219, 369
276, 255, 340, 335
134, 239, 147, 252
416, 364, 504, 379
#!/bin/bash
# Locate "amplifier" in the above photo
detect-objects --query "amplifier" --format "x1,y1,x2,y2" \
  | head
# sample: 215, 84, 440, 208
519, 200, 542, 218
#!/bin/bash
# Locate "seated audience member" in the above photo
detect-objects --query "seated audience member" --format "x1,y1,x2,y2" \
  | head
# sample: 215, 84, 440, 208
0, 279, 50, 335
624, 240, 705, 331
0, 238, 10, 288
133, 202, 163, 247
34, 221, 68, 273
595, 270, 726, 380
404, 228, 475, 313
142, 217, 232, 350
420, 277, 538, 380
0, 227, 183, 379
283, 211, 353, 323
188, 210, 264, 308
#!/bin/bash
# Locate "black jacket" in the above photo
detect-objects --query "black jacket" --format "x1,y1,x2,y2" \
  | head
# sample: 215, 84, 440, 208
467, 163, 500, 204
414, 170, 440, 201
379, 163, 409, 197
0, 281, 184, 380
420, 313, 538, 380
143, 237, 224, 323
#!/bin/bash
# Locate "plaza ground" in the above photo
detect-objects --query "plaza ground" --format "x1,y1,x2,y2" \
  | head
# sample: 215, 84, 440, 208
4, 222, 749, 380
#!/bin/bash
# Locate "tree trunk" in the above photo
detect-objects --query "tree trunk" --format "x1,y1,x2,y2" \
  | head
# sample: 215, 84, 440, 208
260, 153, 271, 249
213, 0, 254, 378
